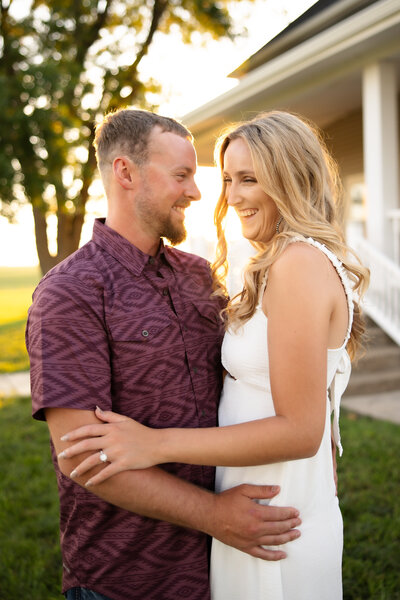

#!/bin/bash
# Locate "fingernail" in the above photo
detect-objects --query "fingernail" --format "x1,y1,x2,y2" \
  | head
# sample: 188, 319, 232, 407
85, 480, 93, 487
278, 552, 286, 560
60, 434, 69, 441
58, 451, 67, 459
294, 530, 301, 538
96, 405, 103, 413
70, 469, 78, 478
271, 485, 280, 493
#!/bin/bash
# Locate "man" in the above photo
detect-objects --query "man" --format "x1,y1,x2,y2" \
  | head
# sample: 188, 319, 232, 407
26, 109, 301, 600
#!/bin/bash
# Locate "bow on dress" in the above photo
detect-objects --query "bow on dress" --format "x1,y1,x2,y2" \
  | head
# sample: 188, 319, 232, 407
329, 350, 352, 457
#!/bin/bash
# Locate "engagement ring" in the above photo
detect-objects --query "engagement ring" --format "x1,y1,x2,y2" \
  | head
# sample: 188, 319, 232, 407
99, 451, 108, 463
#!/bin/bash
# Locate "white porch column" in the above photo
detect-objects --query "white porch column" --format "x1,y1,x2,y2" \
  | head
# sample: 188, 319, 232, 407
362, 61, 399, 258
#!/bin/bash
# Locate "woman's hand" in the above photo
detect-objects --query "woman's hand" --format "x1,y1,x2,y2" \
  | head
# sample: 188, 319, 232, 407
57, 406, 163, 486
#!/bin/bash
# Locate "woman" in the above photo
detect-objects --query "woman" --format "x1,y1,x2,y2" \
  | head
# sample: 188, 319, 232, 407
61, 112, 369, 599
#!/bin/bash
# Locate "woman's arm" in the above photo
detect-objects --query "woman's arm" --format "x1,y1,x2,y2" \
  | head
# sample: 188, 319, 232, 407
61, 244, 336, 485
160, 243, 332, 466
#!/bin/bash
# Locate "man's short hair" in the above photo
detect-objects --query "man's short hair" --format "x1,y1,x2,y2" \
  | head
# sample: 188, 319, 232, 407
94, 109, 192, 173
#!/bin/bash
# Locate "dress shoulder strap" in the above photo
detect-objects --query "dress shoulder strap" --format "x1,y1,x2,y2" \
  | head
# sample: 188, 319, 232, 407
288, 236, 354, 345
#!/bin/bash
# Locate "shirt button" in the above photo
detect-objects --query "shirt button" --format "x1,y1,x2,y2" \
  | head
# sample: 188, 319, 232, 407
193, 367, 198, 374
201, 409, 206, 417
149, 257, 155, 265
162, 288, 169, 296
141, 329, 149, 338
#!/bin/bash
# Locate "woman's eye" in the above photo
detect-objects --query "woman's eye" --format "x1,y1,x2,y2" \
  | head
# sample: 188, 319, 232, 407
223, 177, 231, 183
243, 177, 256, 183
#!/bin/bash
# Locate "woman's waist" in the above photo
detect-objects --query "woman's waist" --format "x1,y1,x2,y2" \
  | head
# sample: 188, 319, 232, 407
215, 459, 337, 515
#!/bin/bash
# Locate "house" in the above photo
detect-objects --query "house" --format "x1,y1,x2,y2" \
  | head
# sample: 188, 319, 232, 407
183, 0, 400, 348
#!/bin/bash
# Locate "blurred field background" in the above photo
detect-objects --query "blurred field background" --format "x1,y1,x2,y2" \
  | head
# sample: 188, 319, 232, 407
0, 267, 40, 373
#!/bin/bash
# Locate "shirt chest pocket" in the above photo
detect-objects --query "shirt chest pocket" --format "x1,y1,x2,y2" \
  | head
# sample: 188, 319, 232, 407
108, 313, 173, 368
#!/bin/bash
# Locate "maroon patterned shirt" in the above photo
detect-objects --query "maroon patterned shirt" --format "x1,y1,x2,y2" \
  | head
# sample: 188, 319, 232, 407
26, 218, 225, 600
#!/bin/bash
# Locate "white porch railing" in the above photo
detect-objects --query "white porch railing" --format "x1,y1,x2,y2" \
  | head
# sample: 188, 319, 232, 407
388, 208, 400, 265
351, 235, 400, 346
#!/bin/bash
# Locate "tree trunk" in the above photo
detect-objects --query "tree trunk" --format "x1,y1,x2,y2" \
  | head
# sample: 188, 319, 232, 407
33, 207, 85, 276
32, 206, 58, 276
57, 211, 85, 262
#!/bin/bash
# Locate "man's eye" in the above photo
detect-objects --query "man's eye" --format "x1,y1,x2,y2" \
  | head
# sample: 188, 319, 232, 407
176, 173, 185, 179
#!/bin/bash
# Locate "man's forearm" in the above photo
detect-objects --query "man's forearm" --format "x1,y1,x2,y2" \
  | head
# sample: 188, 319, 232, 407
46, 407, 216, 532
46, 406, 301, 560
86, 465, 217, 533
73, 465, 301, 561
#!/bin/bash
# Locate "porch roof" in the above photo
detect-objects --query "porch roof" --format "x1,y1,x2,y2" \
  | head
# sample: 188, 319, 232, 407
183, 0, 400, 164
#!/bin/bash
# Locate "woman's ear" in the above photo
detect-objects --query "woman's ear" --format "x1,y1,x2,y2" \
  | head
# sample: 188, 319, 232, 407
113, 156, 138, 190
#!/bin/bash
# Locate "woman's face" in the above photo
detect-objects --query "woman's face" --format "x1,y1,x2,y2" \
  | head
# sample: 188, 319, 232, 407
223, 138, 280, 243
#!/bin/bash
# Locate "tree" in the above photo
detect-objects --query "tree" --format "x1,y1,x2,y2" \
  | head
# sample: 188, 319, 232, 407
0, 0, 251, 274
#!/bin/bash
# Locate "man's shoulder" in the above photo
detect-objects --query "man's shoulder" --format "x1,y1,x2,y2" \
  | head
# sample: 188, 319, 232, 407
35, 241, 107, 297
28, 242, 111, 337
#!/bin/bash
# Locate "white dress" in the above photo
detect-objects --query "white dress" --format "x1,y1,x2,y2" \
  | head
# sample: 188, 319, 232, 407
210, 237, 353, 600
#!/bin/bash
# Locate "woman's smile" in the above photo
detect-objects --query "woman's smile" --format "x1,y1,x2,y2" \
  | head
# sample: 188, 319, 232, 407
237, 208, 259, 218
223, 138, 279, 243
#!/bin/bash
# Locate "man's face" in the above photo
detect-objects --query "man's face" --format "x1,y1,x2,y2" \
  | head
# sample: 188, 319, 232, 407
134, 128, 201, 245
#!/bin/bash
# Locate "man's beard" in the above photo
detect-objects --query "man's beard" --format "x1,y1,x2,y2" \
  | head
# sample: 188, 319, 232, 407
160, 216, 187, 246
135, 192, 187, 246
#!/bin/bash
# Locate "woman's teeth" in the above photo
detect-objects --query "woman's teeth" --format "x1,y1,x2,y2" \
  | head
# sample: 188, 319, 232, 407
239, 209, 258, 217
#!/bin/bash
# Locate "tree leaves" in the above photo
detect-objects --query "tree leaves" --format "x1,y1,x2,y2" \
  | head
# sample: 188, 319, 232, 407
0, 0, 251, 273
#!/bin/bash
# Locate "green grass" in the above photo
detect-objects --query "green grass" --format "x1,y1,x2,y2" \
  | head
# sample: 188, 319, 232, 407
0, 320, 31, 371
0, 266, 40, 373
0, 399, 398, 599
340, 412, 400, 599
0, 266, 41, 290
0, 396, 61, 599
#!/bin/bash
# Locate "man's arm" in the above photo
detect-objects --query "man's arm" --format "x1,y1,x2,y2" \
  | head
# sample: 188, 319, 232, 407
47, 407, 301, 561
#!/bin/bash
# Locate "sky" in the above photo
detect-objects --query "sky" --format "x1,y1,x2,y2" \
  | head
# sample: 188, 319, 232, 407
0, 0, 317, 267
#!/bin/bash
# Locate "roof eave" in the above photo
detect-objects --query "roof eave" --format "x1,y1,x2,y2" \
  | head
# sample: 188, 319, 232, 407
183, 0, 400, 163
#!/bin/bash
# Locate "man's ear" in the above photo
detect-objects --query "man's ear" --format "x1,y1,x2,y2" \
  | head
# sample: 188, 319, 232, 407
113, 156, 138, 190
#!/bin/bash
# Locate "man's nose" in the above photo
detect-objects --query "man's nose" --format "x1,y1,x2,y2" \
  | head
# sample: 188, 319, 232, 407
188, 179, 201, 202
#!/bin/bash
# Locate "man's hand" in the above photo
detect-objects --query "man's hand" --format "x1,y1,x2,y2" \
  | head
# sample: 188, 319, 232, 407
208, 484, 301, 561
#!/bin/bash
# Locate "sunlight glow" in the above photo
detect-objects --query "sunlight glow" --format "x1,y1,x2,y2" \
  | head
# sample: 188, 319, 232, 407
1, 0, 318, 268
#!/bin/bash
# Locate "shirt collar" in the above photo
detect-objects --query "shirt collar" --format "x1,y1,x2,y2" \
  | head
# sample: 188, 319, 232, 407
92, 218, 173, 276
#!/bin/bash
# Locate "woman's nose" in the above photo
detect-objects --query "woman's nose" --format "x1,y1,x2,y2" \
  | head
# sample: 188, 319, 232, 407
226, 183, 241, 206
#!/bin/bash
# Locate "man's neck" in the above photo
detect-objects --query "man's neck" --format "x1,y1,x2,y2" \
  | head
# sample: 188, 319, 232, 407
105, 216, 160, 256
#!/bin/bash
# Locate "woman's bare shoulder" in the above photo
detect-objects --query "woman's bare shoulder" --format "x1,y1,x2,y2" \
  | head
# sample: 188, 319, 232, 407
269, 240, 331, 282
264, 241, 335, 320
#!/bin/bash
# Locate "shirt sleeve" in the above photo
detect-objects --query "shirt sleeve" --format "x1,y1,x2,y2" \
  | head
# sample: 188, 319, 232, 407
26, 272, 112, 421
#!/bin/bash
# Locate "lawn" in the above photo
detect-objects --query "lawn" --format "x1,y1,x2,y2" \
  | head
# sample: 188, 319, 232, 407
0, 266, 40, 373
0, 396, 61, 599
0, 398, 399, 599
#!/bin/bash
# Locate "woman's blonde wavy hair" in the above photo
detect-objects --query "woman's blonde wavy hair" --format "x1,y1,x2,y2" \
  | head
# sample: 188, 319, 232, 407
211, 111, 369, 360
